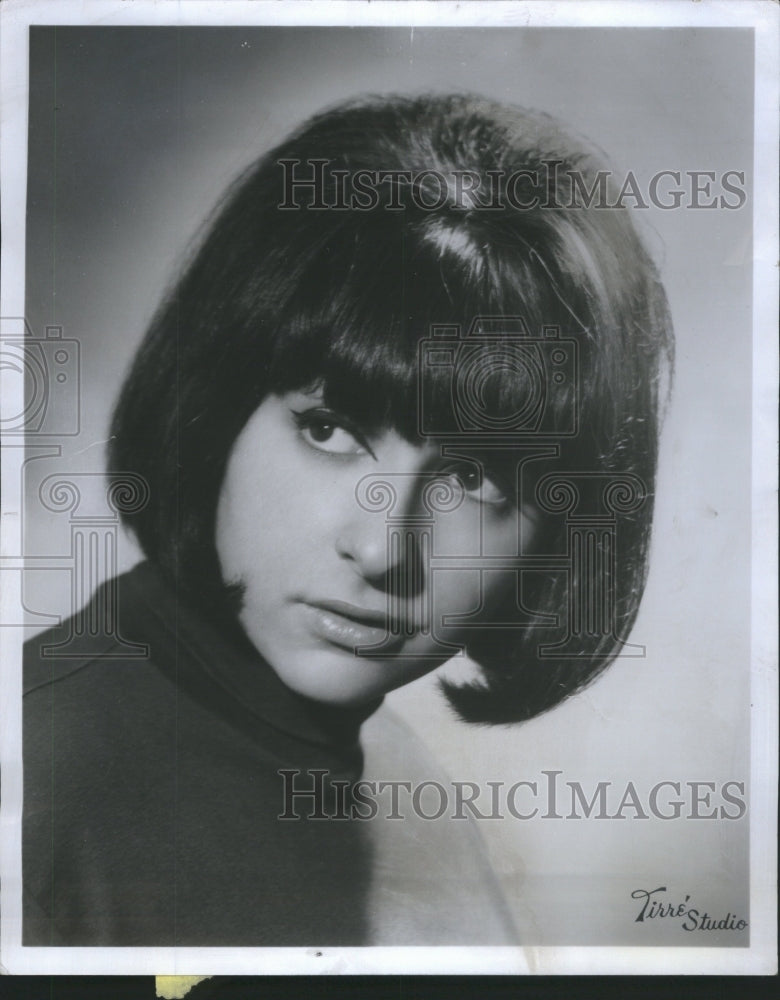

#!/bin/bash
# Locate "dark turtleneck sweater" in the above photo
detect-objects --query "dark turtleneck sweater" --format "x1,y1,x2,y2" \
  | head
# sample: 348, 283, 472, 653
23, 562, 379, 946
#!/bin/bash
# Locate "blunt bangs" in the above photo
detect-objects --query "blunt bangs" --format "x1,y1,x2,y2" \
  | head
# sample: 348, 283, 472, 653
259, 206, 590, 446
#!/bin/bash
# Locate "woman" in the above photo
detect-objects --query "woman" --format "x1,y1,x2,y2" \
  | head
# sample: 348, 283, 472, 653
23, 93, 673, 946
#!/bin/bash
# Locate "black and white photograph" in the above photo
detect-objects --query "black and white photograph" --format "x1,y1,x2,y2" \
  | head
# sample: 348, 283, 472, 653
0, 0, 776, 978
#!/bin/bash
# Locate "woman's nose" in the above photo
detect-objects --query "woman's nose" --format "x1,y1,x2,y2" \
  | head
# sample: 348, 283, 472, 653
335, 475, 424, 593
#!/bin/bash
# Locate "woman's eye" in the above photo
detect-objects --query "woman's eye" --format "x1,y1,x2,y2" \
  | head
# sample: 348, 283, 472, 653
445, 462, 509, 507
292, 409, 369, 456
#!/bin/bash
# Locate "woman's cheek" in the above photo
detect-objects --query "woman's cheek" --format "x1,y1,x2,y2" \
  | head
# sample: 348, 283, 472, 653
429, 568, 486, 625
433, 501, 484, 558
427, 506, 522, 631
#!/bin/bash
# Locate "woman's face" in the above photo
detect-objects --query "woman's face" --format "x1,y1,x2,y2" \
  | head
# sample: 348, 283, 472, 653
216, 388, 538, 706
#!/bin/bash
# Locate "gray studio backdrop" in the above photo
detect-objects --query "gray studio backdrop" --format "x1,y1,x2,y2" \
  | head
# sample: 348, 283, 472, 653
23, 26, 752, 945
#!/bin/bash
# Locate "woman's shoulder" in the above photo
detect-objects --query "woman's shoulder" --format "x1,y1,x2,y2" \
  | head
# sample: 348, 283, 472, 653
23, 586, 186, 945
24, 610, 176, 762
23, 582, 180, 824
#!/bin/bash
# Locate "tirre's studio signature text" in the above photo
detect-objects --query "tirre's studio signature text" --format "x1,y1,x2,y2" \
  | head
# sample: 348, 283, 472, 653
631, 886, 748, 932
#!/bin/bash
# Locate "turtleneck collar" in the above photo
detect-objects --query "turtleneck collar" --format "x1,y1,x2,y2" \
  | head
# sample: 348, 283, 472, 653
119, 561, 381, 772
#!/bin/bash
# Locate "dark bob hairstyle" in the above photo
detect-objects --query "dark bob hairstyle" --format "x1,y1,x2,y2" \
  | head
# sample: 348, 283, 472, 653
110, 93, 673, 724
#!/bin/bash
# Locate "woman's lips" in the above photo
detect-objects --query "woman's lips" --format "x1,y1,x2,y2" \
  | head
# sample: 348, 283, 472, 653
301, 600, 407, 653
